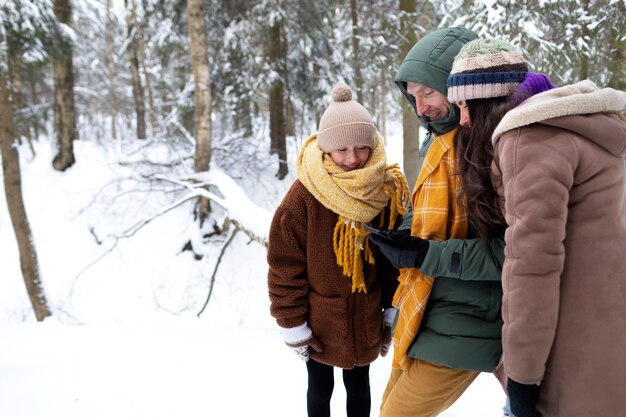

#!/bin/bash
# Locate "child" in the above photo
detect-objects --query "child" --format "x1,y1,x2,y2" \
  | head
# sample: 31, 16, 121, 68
267, 84, 409, 417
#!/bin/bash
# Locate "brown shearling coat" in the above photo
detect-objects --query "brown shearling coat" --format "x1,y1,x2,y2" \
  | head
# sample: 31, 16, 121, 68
267, 180, 399, 369
491, 81, 626, 417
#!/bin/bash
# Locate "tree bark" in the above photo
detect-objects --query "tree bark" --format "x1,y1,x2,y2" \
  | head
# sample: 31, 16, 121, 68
130, 0, 156, 134
607, 1, 625, 91
125, 0, 146, 139
0, 50, 51, 321
350, 0, 363, 102
52, 0, 76, 171
5, 8, 35, 153
106, 0, 118, 139
187, 0, 213, 223
379, 8, 388, 142
400, 0, 419, 189
268, 20, 288, 180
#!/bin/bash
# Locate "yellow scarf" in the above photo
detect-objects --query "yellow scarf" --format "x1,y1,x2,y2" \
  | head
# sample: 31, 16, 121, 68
296, 132, 409, 292
391, 129, 468, 370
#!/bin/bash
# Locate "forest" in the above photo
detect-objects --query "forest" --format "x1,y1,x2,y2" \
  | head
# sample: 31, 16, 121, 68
1, 0, 625, 320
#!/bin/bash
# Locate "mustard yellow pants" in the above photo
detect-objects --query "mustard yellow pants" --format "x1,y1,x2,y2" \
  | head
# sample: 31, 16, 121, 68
379, 359, 480, 417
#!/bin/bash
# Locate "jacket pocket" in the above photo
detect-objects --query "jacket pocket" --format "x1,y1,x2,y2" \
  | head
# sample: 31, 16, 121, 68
308, 292, 348, 349
364, 295, 383, 346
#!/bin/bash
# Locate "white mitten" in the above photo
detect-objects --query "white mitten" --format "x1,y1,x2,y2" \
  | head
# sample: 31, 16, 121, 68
280, 322, 323, 361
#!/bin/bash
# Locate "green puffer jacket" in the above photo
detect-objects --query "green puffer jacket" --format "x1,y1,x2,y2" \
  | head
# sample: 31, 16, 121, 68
398, 135, 504, 372
393, 26, 503, 372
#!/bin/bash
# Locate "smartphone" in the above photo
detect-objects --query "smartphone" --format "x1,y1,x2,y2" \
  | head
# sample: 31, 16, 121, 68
362, 224, 388, 237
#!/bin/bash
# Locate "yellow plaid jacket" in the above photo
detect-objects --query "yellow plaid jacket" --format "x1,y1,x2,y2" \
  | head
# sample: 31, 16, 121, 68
391, 129, 468, 370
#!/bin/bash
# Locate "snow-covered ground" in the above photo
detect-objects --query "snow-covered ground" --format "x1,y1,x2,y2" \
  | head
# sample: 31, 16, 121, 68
0, 136, 505, 416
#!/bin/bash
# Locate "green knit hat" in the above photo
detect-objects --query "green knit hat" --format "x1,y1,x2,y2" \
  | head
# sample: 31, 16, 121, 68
447, 38, 529, 103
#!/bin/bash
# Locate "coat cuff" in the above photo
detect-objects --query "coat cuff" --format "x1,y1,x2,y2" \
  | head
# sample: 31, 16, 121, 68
280, 322, 312, 344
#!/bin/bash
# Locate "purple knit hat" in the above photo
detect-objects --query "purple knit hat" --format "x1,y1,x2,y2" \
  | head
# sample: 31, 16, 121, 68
511, 72, 557, 105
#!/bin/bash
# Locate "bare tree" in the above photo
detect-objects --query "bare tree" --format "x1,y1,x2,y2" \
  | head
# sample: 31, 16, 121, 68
379, 7, 388, 141
106, 0, 118, 139
399, 0, 419, 189
52, 0, 76, 171
268, 18, 288, 180
187, 0, 213, 223
130, 0, 156, 134
606, 0, 625, 91
125, 0, 146, 139
0, 40, 51, 321
350, 0, 363, 102
268, 19, 289, 180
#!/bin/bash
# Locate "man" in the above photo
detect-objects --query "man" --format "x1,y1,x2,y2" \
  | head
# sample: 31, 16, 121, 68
369, 27, 506, 417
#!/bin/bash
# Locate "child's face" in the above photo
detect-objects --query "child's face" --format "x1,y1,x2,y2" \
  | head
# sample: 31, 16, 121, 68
328, 145, 371, 171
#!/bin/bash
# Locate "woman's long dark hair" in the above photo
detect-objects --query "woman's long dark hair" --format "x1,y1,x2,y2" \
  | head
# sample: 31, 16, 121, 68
455, 73, 557, 240
456, 97, 513, 240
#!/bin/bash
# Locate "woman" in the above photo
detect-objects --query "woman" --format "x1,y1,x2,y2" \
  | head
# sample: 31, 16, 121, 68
447, 38, 626, 417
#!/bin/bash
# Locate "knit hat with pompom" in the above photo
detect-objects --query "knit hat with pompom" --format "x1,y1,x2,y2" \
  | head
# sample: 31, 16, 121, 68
317, 84, 376, 153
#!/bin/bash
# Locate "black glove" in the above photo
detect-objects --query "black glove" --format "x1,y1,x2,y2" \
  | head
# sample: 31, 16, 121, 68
368, 229, 430, 269
380, 323, 392, 357
507, 378, 543, 417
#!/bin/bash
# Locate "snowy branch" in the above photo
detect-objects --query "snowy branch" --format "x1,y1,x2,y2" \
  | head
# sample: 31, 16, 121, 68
153, 168, 272, 248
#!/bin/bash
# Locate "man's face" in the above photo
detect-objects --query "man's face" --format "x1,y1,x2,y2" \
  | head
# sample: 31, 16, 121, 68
406, 82, 451, 121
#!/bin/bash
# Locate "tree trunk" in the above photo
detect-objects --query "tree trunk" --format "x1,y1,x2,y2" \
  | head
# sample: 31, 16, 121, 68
52, 0, 76, 171
380, 68, 387, 143
379, 8, 388, 142
350, 0, 363, 102
5, 14, 35, 154
607, 1, 625, 91
0, 52, 51, 321
268, 21, 288, 180
27, 65, 41, 143
125, 0, 146, 139
400, 0, 419, 189
106, 0, 118, 139
187, 0, 213, 222
131, 0, 156, 135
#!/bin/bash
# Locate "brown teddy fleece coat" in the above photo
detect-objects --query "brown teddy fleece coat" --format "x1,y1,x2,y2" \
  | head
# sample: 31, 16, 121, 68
267, 180, 399, 369
490, 81, 626, 417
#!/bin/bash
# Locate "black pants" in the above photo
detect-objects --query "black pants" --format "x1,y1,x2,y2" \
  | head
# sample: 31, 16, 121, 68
305, 359, 371, 417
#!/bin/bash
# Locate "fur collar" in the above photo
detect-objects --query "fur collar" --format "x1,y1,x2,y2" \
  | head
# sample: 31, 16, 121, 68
492, 80, 626, 141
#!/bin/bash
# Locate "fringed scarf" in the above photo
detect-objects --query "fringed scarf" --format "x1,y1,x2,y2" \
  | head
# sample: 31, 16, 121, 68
296, 132, 409, 293
391, 129, 468, 370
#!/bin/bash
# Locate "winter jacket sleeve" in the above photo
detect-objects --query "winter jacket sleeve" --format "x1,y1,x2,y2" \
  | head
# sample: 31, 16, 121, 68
419, 235, 504, 281
398, 130, 504, 281
267, 190, 310, 329
492, 127, 575, 385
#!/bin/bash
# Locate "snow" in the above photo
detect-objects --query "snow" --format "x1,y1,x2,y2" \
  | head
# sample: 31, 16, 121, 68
0, 136, 506, 416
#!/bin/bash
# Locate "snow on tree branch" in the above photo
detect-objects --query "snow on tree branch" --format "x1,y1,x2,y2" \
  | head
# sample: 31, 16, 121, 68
154, 167, 272, 248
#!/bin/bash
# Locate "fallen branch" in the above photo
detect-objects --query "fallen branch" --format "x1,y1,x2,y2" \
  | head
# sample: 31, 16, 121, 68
153, 174, 269, 248
70, 192, 198, 285
197, 226, 239, 317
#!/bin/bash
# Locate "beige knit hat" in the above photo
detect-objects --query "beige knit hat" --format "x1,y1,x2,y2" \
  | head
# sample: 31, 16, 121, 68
317, 85, 376, 153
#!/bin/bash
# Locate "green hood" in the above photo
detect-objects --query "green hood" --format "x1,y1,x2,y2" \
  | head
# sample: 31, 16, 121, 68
395, 27, 477, 134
